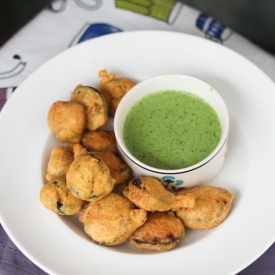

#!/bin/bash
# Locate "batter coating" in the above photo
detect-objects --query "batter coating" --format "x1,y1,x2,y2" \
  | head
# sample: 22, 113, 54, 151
98, 69, 136, 116
123, 177, 195, 212
70, 85, 108, 131
72, 143, 87, 159
47, 100, 86, 143
40, 178, 85, 215
71, 144, 131, 186
79, 193, 147, 246
175, 186, 234, 229
129, 211, 184, 251
92, 151, 132, 186
46, 145, 74, 181
66, 152, 116, 202
82, 130, 118, 153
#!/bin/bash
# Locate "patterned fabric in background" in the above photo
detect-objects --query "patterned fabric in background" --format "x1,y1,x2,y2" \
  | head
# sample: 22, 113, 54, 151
0, 1, 275, 274
0, 0, 274, 112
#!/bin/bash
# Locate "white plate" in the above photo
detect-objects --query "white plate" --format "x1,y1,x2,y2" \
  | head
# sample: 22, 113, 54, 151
0, 31, 275, 275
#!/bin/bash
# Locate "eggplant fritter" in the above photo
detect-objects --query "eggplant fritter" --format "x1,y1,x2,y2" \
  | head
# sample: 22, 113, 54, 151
70, 85, 108, 131
40, 178, 85, 215
46, 145, 74, 181
79, 193, 147, 246
72, 143, 87, 159
123, 177, 195, 212
92, 150, 132, 186
175, 186, 234, 229
47, 100, 86, 143
82, 130, 118, 154
66, 152, 116, 202
71, 143, 131, 186
129, 211, 184, 251
98, 69, 135, 116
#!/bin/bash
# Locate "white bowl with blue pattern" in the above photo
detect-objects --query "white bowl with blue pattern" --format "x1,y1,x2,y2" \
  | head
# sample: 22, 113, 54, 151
114, 74, 229, 190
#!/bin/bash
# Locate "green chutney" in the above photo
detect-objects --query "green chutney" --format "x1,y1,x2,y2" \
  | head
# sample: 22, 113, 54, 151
123, 90, 222, 170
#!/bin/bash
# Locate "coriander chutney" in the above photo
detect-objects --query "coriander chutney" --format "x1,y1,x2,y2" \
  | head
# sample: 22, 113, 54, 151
123, 90, 221, 170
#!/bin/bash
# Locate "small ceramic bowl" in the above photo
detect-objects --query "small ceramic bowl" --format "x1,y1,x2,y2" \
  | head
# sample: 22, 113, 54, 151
114, 74, 229, 190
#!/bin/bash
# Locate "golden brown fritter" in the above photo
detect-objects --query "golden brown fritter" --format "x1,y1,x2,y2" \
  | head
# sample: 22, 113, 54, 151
82, 130, 118, 153
40, 178, 85, 215
46, 146, 74, 181
79, 193, 147, 246
92, 151, 132, 186
129, 211, 184, 251
70, 85, 108, 131
123, 177, 195, 212
70, 143, 131, 186
98, 69, 136, 116
47, 101, 86, 143
66, 152, 116, 202
175, 186, 234, 230
72, 143, 87, 159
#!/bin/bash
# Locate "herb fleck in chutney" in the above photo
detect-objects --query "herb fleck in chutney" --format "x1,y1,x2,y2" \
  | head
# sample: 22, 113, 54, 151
123, 90, 221, 170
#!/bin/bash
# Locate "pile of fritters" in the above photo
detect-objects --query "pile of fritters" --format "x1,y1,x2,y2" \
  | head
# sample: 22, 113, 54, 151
40, 69, 235, 252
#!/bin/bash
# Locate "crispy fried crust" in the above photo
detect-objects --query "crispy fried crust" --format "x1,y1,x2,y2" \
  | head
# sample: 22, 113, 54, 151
72, 143, 87, 159
82, 130, 118, 153
47, 101, 86, 143
40, 178, 85, 215
129, 211, 184, 251
175, 186, 234, 229
70, 85, 108, 131
79, 193, 147, 246
66, 152, 116, 202
46, 146, 74, 181
123, 177, 195, 212
98, 69, 135, 116
92, 151, 132, 185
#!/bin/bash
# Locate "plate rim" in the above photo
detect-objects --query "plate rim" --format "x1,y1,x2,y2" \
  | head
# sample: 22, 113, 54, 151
0, 30, 275, 275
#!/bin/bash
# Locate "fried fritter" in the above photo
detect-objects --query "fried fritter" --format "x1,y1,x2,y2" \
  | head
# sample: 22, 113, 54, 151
47, 100, 86, 143
129, 211, 184, 251
72, 143, 87, 159
66, 152, 116, 202
92, 151, 132, 186
40, 178, 85, 215
98, 69, 135, 116
71, 143, 131, 186
123, 177, 195, 212
82, 130, 118, 153
79, 193, 147, 246
46, 145, 74, 181
70, 85, 108, 131
175, 186, 234, 230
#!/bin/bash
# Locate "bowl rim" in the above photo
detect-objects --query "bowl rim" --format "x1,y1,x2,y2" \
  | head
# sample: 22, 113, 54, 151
117, 136, 228, 174
114, 74, 230, 173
